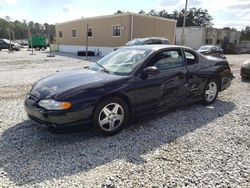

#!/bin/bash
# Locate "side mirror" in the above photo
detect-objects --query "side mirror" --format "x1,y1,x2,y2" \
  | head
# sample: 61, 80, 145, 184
143, 66, 160, 75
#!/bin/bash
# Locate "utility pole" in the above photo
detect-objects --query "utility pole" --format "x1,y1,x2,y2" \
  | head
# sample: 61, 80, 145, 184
181, 0, 188, 45
85, 24, 89, 60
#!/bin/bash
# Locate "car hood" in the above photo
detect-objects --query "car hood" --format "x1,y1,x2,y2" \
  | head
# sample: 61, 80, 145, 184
30, 69, 124, 99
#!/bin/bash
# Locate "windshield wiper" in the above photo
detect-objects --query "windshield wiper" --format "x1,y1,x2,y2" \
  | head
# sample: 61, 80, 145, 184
94, 62, 110, 74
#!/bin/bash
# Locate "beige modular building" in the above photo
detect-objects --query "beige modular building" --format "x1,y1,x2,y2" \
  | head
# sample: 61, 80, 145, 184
176, 26, 241, 49
55, 13, 177, 56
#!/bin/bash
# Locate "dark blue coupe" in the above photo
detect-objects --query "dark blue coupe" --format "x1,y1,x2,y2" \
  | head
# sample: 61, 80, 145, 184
25, 45, 233, 135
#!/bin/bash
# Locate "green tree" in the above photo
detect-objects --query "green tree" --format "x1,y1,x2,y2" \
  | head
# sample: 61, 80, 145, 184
138, 10, 145, 14
116, 7, 213, 27
240, 26, 250, 41
175, 8, 213, 27
147, 9, 158, 16
115, 10, 124, 14
0, 17, 55, 40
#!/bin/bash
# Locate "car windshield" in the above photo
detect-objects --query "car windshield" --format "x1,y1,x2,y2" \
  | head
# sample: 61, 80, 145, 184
2, 39, 10, 43
89, 48, 152, 75
125, 39, 144, 46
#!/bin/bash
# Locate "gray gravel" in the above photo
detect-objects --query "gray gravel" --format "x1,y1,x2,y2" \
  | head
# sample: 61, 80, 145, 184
0, 49, 249, 187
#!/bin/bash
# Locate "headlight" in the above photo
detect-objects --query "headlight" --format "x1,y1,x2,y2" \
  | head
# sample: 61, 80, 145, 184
38, 99, 71, 110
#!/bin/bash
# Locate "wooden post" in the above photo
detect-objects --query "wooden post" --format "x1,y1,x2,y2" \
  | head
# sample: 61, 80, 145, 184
8, 28, 12, 52
28, 26, 35, 55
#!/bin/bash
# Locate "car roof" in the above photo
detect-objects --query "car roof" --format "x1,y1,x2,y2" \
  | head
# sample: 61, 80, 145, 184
121, 44, 194, 51
200, 45, 220, 48
133, 37, 169, 41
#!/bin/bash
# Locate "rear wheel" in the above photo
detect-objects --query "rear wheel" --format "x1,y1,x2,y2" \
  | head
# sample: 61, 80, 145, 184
202, 79, 219, 105
93, 97, 129, 136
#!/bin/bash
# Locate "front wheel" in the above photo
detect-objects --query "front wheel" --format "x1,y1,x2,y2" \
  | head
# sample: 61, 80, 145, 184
93, 97, 129, 136
202, 79, 219, 105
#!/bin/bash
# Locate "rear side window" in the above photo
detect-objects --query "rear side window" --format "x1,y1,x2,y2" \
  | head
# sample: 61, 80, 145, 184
152, 49, 184, 70
184, 50, 198, 66
152, 39, 162, 44
162, 40, 170, 44
144, 39, 153, 45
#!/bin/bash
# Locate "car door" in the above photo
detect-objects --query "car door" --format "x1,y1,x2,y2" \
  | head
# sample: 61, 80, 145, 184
184, 49, 204, 98
135, 48, 189, 115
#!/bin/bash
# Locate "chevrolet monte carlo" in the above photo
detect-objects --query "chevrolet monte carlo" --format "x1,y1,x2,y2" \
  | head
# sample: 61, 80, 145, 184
25, 45, 233, 135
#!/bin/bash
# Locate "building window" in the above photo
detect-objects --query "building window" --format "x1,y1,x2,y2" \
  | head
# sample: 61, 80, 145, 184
205, 39, 212, 44
59, 31, 63, 38
112, 25, 121, 37
72, 29, 77, 38
88, 27, 93, 37
217, 39, 223, 44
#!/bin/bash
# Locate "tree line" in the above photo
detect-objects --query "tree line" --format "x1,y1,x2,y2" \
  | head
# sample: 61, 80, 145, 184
115, 8, 213, 27
1, 9, 249, 41
116, 8, 250, 41
0, 16, 55, 40
240, 26, 250, 41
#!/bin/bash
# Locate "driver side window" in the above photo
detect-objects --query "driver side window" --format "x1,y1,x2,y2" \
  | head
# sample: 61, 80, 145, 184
151, 49, 184, 71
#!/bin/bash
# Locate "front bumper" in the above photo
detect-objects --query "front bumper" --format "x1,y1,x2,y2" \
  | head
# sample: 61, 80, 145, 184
24, 94, 92, 129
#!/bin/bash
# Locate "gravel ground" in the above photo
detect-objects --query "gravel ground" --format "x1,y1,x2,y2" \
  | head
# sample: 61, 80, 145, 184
0, 49, 249, 187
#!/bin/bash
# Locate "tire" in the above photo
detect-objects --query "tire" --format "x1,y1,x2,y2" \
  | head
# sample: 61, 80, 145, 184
41, 47, 45, 51
201, 78, 219, 105
92, 97, 129, 136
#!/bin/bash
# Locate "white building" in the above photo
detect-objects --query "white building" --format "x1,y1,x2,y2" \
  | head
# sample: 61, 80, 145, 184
176, 26, 241, 49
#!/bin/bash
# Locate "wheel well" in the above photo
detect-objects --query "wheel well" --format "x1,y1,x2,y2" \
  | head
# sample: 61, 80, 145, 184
215, 75, 222, 91
205, 75, 221, 90
93, 93, 132, 117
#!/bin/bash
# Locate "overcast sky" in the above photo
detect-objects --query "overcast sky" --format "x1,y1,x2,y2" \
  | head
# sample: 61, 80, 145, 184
0, 0, 249, 30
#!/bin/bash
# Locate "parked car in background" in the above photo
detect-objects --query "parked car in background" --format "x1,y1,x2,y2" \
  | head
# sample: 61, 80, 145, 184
197, 45, 225, 58
114, 37, 170, 50
16, 40, 29, 48
241, 60, 250, 79
25, 45, 233, 136
28, 36, 47, 51
125, 37, 170, 46
0, 39, 21, 51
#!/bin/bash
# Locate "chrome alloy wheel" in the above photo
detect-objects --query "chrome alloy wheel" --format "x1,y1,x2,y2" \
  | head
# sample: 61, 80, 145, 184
205, 81, 218, 102
98, 103, 124, 132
